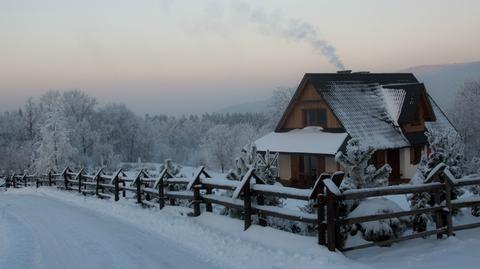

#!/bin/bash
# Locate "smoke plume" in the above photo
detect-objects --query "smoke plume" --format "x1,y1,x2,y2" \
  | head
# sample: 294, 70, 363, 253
230, 0, 345, 70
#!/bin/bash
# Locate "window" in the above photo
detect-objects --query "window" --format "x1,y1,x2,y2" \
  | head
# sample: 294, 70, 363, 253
410, 146, 422, 165
303, 109, 327, 127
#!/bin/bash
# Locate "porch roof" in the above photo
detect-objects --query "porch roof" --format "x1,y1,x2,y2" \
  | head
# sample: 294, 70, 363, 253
255, 127, 348, 155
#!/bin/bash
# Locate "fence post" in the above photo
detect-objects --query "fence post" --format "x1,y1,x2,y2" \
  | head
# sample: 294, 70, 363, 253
434, 188, 443, 239
114, 174, 120, 202
202, 169, 213, 212
158, 176, 165, 209
169, 184, 175, 206
63, 168, 69, 190
244, 181, 252, 230
193, 185, 201, 216
310, 173, 331, 246
317, 193, 326, 245
95, 170, 101, 196
36, 175, 40, 188
257, 194, 267, 227
13, 175, 16, 188
326, 189, 336, 251
78, 170, 83, 193
23, 174, 27, 187
48, 171, 52, 186
205, 188, 213, 212
135, 177, 142, 204
444, 179, 454, 236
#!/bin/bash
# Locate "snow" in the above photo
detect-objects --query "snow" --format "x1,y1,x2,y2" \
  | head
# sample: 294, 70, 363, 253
253, 204, 316, 222
1, 188, 358, 269
382, 87, 406, 125
0, 190, 218, 269
255, 127, 348, 155
251, 184, 311, 198
349, 197, 405, 219
346, 229, 480, 269
3, 187, 480, 269
201, 177, 239, 189
323, 178, 342, 196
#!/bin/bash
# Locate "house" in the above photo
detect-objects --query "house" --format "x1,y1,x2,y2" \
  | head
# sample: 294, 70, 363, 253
255, 71, 455, 187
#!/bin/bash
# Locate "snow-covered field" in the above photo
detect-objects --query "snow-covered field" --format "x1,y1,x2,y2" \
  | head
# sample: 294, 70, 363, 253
2, 187, 480, 269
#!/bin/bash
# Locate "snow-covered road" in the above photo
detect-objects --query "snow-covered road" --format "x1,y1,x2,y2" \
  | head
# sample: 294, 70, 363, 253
3, 188, 480, 269
0, 194, 220, 269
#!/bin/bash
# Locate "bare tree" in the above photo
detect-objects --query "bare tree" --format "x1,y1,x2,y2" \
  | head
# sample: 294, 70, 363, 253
265, 87, 295, 130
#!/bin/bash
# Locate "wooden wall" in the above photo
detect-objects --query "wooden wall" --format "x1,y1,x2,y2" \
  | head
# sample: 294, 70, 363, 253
280, 82, 343, 130
401, 102, 426, 133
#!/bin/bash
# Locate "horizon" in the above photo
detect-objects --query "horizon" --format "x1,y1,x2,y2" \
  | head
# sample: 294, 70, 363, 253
1, 0, 479, 115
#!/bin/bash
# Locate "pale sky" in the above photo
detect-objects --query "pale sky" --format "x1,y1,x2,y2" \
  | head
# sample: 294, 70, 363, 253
1, 0, 479, 115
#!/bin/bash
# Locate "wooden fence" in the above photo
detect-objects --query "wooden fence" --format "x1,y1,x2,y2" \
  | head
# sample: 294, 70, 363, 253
2, 166, 340, 244
3, 163, 480, 253
319, 163, 480, 251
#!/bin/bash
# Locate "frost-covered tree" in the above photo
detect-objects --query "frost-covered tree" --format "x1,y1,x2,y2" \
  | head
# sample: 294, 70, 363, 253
0, 89, 266, 172
255, 150, 279, 185
451, 80, 480, 160
226, 142, 257, 180
409, 129, 466, 231
201, 123, 258, 173
34, 105, 76, 172
335, 138, 407, 244
335, 138, 391, 190
265, 87, 295, 131
422, 129, 465, 179
159, 159, 184, 177
201, 124, 237, 173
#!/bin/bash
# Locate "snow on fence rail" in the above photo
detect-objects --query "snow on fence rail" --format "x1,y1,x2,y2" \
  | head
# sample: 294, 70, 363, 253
4, 163, 480, 253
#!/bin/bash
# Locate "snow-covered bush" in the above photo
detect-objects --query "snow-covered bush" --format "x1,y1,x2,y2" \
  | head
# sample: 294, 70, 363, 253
408, 191, 432, 233
335, 138, 407, 244
159, 159, 184, 178
349, 198, 408, 242
409, 129, 466, 230
466, 157, 480, 175
466, 158, 480, 216
255, 149, 279, 185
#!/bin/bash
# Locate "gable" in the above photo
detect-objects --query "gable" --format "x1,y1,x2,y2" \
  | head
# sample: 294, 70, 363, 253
390, 83, 436, 124
276, 80, 343, 131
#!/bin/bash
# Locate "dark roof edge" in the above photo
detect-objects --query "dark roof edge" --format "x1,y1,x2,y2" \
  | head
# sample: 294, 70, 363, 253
427, 94, 458, 133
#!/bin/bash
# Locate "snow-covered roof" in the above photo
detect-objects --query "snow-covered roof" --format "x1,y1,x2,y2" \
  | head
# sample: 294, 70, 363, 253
255, 127, 348, 155
320, 82, 410, 149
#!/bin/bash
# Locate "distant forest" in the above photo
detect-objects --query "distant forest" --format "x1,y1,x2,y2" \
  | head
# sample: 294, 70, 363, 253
0, 88, 292, 174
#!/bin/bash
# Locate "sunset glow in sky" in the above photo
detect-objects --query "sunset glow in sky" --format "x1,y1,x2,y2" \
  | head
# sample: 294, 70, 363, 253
1, 0, 479, 114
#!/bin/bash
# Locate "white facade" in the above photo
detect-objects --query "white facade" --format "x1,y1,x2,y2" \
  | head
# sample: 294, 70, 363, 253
278, 154, 291, 179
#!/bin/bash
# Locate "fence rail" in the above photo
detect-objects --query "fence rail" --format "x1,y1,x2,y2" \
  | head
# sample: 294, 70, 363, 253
3, 162, 480, 253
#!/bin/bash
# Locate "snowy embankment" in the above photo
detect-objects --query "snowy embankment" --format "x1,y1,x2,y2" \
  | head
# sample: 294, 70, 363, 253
3, 188, 480, 269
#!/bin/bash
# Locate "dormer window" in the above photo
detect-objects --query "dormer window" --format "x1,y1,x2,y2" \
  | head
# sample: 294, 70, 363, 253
303, 109, 327, 127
